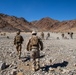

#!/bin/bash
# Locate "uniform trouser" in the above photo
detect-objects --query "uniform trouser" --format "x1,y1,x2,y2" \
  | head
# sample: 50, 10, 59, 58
16, 43, 22, 58
31, 48, 40, 70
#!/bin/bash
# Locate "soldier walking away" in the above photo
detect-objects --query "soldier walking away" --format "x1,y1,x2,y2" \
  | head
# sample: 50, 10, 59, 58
46, 32, 50, 40
14, 31, 24, 59
26, 31, 43, 71
41, 32, 44, 40
70, 32, 73, 39
61, 33, 64, 39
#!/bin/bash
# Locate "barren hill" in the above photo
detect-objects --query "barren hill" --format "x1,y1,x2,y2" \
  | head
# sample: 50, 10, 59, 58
0, 13, 76, 32
31, 17, 76, 32
31, 17, 59, 31
50, 20, 76, 32
0, 13, 37, 32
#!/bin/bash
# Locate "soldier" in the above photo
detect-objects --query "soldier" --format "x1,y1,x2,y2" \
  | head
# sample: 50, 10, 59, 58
70, 32, 73, 39
41, 32, 44, 40
61, 33, 64, 39
14, 31, 24, 59
46, 32, 50, 40
26, 31, 43, 71
47, 32, 50, 37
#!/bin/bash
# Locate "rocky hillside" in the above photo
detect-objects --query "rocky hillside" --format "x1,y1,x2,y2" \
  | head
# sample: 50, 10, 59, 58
0, 13, 76, 32
0, 13, 37, 32
50, 20, 76, 32
31, 17, 59, 31
31, 17, 76, 32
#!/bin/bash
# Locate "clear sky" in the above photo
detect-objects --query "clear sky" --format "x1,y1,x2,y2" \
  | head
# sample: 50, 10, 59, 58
0, 0, 76, 22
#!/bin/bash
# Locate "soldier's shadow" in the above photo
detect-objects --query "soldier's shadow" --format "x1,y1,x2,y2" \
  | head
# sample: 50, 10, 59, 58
21, 54, 45, 62
41, 61, 68, 72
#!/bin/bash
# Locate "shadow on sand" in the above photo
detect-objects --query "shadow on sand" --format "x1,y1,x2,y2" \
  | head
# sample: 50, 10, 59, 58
21, 54, 45, 62
41, 61, 68, 72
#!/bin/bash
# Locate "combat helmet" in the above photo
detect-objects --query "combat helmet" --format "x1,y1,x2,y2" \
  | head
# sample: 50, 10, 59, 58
32, 31, 37, 35
16, 30, 20, 35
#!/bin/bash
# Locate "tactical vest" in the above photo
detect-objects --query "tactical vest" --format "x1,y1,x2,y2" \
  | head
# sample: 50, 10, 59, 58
15, 35, 22, 43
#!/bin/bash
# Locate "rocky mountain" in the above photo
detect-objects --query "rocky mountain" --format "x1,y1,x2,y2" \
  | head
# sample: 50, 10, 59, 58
31, 17, 60, 31
0, 13, 37, 32
31, 17, 76, 32
50, 20, 76, 32
0, 13, 76, 32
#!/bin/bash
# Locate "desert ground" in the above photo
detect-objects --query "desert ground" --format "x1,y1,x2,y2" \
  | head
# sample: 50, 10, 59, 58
0, 32, 76, 75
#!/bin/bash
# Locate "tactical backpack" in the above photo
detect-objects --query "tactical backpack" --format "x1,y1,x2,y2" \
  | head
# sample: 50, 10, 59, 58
15, 35, 22, 43
30, 36, 38, 46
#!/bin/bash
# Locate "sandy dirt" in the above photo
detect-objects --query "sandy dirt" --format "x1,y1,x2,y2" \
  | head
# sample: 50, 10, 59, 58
0, 32, 76, 75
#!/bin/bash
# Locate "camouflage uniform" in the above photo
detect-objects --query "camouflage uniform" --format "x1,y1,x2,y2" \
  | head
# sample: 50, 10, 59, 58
14, 31, 24, 59
46, 32, 50, 40
62, 33, 64, 39
70, 32, 73, 39
41, 32, 44, 40
27, 31, 43, 71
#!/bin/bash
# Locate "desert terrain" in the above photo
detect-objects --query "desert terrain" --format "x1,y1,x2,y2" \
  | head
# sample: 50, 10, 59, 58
0, 32, 76, 75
